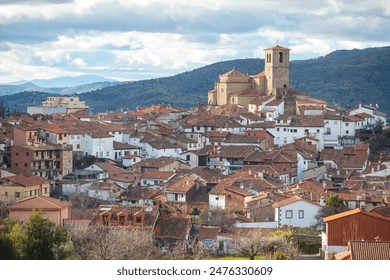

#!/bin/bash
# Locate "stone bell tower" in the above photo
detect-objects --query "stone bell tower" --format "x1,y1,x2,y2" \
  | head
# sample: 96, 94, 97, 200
264, 45, 290, 95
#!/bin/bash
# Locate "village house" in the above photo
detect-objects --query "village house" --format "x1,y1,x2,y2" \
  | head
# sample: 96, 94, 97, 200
130, 157, 190, 173
322, 207, 390, 259
113, 141, 142, 161
273, 195, 322, 228
154, 215, 192, 251
243, 149, 299, 184
95, 204, 159, 230
0, 174, 50, 205
121, 154, 143, 168
165, 176, 200, 204
121, 186, 162, 206
140, 171, 175, 189
346, 104, 387, 127
244, 191, 291, 222
27, 96, 88, 115
208, 179, 252, 212
7, 195, 72, 226
320, 143, 369, 173
10, 141, 73, 180
270, 115, 325, 151
12, 123, 40, 146
87, 181, 125, 202
208, 145, 259, 174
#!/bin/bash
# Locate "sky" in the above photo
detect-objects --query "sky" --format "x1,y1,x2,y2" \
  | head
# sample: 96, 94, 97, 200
0, 0, 389, 84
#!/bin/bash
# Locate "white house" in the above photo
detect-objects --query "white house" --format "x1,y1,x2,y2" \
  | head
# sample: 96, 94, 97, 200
347, 104, 387, 126
271, 115, 324, 151
122, 155, 143, 168
141, 139, 182, 159
87, 181, 125, 202
83, 132, 114, 159
179, 150, 200, 168
273, 196, 322, 228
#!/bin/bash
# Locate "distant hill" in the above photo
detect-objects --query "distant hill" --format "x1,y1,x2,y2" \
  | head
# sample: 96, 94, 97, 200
7, 75, 117, 88
1, 46, 389, 115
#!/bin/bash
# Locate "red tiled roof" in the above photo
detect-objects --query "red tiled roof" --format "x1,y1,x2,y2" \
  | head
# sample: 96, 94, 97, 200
3, 174, 49, 187
349, 240, 390, 260
8, 196, 71, 211
154, 216, 191, 240
272, 195, 321, 208
141, 171, 175, 180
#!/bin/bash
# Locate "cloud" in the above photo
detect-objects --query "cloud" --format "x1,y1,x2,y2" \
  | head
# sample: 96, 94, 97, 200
0, 0, 389, 83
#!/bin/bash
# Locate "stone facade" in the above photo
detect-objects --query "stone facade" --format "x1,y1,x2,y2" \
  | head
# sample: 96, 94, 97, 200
208, 45, 290, 108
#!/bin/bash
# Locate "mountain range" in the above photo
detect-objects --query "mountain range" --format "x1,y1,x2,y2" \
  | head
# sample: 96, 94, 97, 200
1, 46, 389, 115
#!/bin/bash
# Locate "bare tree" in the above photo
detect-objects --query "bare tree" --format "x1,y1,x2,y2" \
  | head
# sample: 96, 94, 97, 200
68, 192, 103, 219
199, 209, 236, 231
267, 235, 300, 260
234, 231, 270, 260
70, 227, 157, 260
234, 230, 301, 260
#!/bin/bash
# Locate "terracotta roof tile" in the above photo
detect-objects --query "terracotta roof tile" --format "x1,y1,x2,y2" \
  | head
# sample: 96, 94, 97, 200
8, 196, 71, 210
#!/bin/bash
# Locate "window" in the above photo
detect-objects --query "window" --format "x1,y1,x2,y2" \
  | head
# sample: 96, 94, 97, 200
186, 155, 190, 161
135, 216, 142, 224
345, 122, 349, 127
346, 130, 349, 134
227, 194, 232, 199
278, 52, 283, 63
215, 196, 219, 200
24, 163, 28, 168
15, 192, 20, 198
298, 210, 304, 219
285, 210, 293, 219
76, 144, 80, 149
4, 192, 8, 197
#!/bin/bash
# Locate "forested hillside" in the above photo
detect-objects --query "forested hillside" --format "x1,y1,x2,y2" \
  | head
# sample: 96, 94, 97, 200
1, 46, 389, 115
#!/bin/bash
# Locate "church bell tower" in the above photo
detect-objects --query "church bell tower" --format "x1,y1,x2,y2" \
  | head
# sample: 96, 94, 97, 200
264, 45, 290, 95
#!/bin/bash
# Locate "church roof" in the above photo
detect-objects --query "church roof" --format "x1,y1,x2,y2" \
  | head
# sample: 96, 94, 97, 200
220, 69, 247, 78
264, 45, 290, 51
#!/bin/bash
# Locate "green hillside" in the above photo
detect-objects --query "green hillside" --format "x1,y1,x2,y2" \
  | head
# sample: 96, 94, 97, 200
1, 46, 389, 115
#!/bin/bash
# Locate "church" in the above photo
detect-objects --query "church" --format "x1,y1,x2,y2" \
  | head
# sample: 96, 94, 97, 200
208, 45, 290, 108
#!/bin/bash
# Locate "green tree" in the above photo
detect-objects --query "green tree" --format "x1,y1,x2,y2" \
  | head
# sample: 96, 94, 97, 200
315, 195, 348, 227
325, 195, 348, 213
1, 211, 73, 260
23, 210, 71, 260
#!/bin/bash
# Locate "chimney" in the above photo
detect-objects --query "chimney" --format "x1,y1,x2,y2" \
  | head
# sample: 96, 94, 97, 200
322, 180, 326, 188
377, 164, 380, 171
372, 167, 375, 174
337, 170, 340, 175
320, 196, 325, 206
259, 172, 264, 179
360, 204, 365, 211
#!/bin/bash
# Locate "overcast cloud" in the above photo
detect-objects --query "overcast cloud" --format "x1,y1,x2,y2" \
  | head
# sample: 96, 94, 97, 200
0, 0, 389, 83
